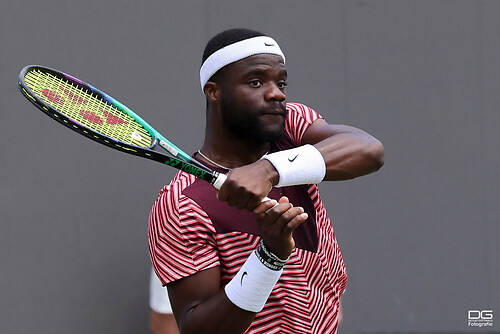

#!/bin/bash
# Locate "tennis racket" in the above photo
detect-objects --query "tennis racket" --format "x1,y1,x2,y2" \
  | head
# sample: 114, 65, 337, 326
18, 65, 227, 190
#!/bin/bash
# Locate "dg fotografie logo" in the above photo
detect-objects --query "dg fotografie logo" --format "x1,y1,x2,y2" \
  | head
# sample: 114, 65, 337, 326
468, 310, 493, 327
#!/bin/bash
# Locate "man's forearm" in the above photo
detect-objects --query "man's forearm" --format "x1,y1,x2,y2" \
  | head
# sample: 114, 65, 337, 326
315, 132, 385, 180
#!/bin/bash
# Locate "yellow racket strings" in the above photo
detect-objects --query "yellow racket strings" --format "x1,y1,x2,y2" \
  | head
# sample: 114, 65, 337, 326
24, 69, 153, 148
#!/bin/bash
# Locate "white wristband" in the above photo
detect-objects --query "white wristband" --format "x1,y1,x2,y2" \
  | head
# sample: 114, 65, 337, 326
224, 250, 283, 312
262, 144, 326, 187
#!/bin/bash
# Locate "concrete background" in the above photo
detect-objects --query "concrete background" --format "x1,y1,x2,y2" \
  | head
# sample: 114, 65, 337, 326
1, 1, 498, 333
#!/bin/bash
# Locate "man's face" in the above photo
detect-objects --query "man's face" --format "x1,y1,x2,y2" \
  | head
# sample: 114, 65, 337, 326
217, 54, 288, 144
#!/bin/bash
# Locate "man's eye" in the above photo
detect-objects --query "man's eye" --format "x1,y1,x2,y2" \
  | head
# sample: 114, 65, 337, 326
249, 80, 263, 88
277, 81, 288, 89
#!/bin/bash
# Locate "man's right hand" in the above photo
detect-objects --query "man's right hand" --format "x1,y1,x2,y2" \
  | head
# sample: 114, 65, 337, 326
217, 159, 279, 211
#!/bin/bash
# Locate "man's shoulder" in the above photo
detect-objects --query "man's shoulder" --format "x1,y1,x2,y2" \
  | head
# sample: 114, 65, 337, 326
280, 102, 322, 146
152, 172, 214, 225
286, 102, 312, 113
285, 102, 322, 123
157, 171, 197, 200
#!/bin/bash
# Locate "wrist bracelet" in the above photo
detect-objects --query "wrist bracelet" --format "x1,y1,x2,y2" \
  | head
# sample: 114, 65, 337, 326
255, 240, 289, 271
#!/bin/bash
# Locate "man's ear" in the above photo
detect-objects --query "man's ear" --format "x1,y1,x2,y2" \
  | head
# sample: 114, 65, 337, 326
203, 82, 220, 104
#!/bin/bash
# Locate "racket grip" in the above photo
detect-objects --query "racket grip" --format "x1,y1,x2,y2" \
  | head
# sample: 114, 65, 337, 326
212, 173, 274, 204
212, 173, 227, 190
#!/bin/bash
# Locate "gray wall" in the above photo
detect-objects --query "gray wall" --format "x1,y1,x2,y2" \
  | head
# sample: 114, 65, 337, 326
1, 1, 498, 333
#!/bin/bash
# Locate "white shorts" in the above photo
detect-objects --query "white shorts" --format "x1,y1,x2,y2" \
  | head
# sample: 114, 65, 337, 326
149, 267, 173, 314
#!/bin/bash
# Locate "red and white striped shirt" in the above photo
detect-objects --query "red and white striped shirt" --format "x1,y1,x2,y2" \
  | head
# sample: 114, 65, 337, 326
149, 103, 347, 333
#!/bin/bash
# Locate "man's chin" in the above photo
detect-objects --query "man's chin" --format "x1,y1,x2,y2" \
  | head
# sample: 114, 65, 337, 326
260, 126, 285, 143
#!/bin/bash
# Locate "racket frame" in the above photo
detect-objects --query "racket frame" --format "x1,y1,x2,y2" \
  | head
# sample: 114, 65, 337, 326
18, 65, 220, 185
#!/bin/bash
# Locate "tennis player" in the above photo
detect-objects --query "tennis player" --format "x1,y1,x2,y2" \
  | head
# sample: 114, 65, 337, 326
149, 28, 384, 333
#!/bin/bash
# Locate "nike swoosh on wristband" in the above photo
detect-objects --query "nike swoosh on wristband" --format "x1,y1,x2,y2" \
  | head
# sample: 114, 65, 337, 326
241, 271, 248, 285
288, 154, 299, 162
264, 42, 275, 46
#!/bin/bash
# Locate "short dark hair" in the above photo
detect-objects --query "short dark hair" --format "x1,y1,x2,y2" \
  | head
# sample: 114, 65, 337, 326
202, 28, 266, 64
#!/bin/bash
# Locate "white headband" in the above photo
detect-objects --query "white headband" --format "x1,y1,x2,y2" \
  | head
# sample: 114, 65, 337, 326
199, 36, 285, 91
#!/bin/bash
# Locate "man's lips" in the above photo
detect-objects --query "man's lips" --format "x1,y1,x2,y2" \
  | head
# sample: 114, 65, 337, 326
262, 110, 285, 116
261, 105, 287, 116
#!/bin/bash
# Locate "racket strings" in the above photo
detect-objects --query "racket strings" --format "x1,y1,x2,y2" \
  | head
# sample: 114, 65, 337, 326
24, 69, 154, 148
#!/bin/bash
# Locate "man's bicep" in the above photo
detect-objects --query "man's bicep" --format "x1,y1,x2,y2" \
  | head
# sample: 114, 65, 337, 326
166, 266, 254, 334
167, 266, 222, 319
301, 118, 370, 145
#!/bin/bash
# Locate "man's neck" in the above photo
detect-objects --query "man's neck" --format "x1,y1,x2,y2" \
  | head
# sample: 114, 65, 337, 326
200, 134, 270, 170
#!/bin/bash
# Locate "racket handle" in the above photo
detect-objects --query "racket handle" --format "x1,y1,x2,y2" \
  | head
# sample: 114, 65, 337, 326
212, 172, 227, 190
212, 173, 274, 204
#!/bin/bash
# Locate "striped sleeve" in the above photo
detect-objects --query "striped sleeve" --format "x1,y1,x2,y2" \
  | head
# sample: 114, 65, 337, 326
148, 174, 219, 285
284, 102, 324, 145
